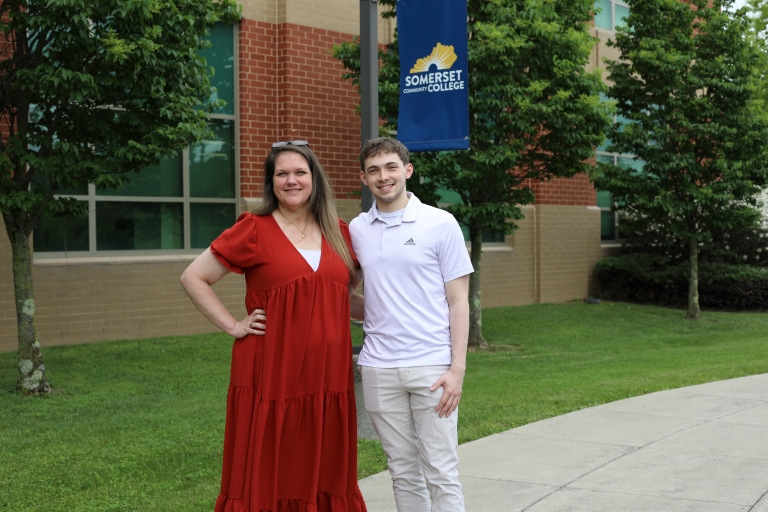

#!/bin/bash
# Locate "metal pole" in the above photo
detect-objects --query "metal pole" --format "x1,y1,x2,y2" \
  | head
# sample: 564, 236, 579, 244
359, 0, 378, 212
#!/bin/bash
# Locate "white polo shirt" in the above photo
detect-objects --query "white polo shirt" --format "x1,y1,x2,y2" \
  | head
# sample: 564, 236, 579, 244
350, 193, 474, 368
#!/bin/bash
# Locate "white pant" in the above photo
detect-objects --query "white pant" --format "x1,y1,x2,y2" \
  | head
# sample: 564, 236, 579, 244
361, 365, 464, 512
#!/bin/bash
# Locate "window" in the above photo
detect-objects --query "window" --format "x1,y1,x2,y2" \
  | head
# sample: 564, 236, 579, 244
594, 0, 629, 31
34, 24, 237, 256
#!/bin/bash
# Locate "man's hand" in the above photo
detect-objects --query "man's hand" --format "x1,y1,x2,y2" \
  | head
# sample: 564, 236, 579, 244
430, 366, 465, 418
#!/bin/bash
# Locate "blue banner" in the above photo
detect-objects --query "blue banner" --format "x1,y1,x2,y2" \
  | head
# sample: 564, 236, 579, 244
397, 0, 469, 152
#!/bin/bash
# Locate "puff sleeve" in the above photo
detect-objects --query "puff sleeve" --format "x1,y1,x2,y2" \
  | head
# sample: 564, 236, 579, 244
209, 213, 260, 274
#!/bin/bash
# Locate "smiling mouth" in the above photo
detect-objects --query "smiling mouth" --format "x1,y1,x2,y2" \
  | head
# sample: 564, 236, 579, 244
378, 183, 394, 192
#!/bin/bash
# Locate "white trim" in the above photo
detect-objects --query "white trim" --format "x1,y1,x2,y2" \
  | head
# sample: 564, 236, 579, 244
34, 254, 200, 266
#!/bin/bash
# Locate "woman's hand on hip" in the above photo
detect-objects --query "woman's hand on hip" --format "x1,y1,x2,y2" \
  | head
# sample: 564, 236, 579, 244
231, 309, 266, 339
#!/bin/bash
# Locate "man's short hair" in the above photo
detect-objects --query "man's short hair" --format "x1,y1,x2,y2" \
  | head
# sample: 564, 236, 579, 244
359, 137, 410, 172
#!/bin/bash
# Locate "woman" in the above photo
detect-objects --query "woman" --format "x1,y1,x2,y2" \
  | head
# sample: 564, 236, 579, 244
181, 141, 367, 512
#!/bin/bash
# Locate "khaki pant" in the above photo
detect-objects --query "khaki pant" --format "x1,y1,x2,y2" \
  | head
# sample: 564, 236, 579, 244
361, 365, 464, 512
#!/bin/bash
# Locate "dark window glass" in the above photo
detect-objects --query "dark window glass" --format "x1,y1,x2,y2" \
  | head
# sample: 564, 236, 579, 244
97, 153, 182, 197
33, 211, 89, 252
601, 211, 617, 241
190, 119, 235, 198
199, 24, 235, 115
191, 203, 236, 248
96, 202, 183, 250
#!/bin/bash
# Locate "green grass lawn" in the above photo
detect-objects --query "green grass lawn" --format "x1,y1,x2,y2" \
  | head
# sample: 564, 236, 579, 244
2, 302, 768, 511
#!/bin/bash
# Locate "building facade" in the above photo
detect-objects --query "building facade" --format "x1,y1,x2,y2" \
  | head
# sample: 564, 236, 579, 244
0, 0, 619, 352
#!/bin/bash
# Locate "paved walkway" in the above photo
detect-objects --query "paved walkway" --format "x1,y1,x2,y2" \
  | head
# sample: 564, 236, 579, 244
358, 373, 768, 511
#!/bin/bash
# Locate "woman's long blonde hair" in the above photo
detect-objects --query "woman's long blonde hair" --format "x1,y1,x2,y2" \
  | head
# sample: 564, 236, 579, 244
255, 145, 356, 283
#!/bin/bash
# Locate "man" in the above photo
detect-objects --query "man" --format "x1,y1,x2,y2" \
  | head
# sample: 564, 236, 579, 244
350, 137, 473, 511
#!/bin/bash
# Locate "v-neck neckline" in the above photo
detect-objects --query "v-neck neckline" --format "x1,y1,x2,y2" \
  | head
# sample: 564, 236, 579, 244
269, 213, 323, 274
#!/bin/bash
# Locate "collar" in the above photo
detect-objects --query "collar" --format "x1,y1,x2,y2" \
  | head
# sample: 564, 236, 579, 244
366, 192, 421, 224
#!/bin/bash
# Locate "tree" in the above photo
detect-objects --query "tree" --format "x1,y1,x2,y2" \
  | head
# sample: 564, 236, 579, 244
334, 0, 610, 347
0, 0, 241, 395
746, 0, 768, 111
591, 0, 768, 319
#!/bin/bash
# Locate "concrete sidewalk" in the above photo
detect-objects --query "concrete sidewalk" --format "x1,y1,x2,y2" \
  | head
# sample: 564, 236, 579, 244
358, 373, 768, 511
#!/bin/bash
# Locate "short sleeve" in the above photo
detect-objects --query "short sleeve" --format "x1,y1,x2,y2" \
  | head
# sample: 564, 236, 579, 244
338, 218, 360, 270
438, 214, 474, 282
209, 213, 260, 274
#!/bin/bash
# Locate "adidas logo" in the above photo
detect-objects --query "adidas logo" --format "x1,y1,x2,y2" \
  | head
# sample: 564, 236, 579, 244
404, 238, 415, 245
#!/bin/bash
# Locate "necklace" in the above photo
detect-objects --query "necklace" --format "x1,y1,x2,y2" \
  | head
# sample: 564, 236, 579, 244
280, 209, 310, 240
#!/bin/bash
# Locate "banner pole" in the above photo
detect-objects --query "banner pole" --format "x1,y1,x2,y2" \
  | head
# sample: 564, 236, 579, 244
359, 0, 378, 212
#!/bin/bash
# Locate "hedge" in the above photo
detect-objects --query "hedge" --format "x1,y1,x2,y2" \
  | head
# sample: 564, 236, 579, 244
594, 253, 768, 310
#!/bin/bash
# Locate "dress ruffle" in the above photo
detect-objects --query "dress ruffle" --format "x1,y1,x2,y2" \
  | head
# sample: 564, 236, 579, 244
215, 489, 367, 512
217, 387, 364, 512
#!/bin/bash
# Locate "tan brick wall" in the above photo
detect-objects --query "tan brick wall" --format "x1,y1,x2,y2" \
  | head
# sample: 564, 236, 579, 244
536, 205, 602, 303
240, 0, 394, 45
0, 246, 246, 353
0, 221, 16, 352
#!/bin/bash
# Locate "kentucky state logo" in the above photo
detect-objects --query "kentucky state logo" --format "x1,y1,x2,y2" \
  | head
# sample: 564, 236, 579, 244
409, 43, 457, 73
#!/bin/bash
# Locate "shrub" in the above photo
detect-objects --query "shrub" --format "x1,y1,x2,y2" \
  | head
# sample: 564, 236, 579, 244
595, 254, 768, 310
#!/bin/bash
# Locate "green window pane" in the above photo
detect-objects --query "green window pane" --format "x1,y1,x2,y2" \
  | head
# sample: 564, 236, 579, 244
601, 211, 616, 240
97, 153, 182, 197
190, 119, 236, 198
200, 24, 235, 115
596, 154, 615, 165
33, 211, 89, 252
597, 190, 613, 208
617, 156, 644, 175
96, 202, 183, 250
191, 203, 236, 249
438, 187, 462, 204
594, 0, 613, 29
615, 4, 629, 28
597, 136, 611, 153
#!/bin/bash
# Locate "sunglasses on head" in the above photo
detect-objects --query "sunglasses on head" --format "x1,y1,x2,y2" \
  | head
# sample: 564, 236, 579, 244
271, 140, 310, 150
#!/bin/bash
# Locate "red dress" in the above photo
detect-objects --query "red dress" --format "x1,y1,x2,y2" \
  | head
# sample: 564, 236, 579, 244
209, 213, 366, 512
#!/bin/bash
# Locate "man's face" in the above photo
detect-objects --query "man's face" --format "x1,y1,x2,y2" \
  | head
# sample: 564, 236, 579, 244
360, 151, 413, 211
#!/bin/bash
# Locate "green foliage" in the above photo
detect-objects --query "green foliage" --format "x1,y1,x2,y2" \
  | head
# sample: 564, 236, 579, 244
334, 0, 609, 235
333, 0, 610, 343
595, 253, 768, 309
746, 0, 768, 112
619, 206, 768, 267
591, 0, 768, 317
0, 0, 241, 235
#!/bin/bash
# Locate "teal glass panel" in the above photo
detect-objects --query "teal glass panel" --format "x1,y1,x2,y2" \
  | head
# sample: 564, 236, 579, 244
594, 0, 613, 29
596, 154, 615, 165
33, 211, 89, 252
96, 202, 183, 250
190, 203, 236, 248
618, 156, 644, 175
438, 187, 462, 204
615, 4, 630, 28
459, 225, 505, 243
97, 153, 182, 197
601, 211, 616, 240
190, 119, 236, 198
597, 136, 611, 153
597, 190, 613, 208
200, 24, 235, 115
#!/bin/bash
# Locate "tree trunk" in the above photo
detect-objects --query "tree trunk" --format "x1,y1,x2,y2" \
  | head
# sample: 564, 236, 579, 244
686, 238, 701, 320
467, 221, 487, 349
5, 214, 52, 395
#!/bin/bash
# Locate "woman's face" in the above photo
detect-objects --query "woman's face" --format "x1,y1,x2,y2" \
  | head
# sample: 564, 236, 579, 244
273, 152, 313, 211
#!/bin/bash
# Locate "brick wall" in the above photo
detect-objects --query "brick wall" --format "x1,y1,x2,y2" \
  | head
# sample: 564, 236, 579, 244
0, 251, 246, 353
0, 223, 16, 352
238, 19, 363, 203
